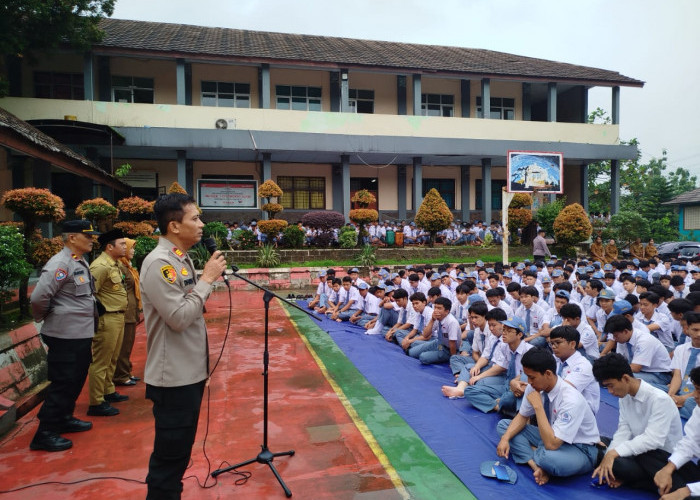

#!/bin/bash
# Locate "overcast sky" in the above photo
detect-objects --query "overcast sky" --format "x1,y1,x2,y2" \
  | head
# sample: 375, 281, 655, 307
112, 0, 700, 180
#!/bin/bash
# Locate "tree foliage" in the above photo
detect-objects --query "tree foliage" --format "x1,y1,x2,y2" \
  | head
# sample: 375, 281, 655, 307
0, 226, 33, 313
534, 197, 567, 236
607, 211, 650, 246
415, 188, 453, 247
553, 203, 592, 247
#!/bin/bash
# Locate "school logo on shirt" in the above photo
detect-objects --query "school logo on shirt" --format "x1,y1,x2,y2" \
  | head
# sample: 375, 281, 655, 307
180, 267, 189, 276
55, 268, 67, 281
160, 265, 178, 284
558, 411, 572, 424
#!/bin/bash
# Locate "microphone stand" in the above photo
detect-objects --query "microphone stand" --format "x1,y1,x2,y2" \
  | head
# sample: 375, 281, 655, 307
211, 269, 322, 498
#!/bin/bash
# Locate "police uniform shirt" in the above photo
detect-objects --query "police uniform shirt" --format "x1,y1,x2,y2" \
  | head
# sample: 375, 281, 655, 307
556, 351, 600, 414
668, 406, 700, 496
616, 329, 672, 374
30, 246, 96, 339
492, 340, 534, 375
609, 380, 682, 457
577, 322, 601, 360
519, 378, 600, 445
141, 237, 214, 387
670, 341, 700, 394
91, 252, 128, 312
436, 313, 461, 349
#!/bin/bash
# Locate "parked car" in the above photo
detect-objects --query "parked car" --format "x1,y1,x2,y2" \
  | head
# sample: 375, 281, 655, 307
678, 245, 700, 260
656, 241, 700, 260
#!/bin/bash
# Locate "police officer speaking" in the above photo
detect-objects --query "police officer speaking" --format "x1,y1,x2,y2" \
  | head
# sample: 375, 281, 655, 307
140, 193, 226, 499
29, 220, 100, 452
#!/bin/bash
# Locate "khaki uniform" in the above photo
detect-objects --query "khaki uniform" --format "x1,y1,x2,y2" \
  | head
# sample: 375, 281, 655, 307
141, 237, 213, 387
113, 261, 140, 384
629, 242, 644, 260
590, 242, 606, 264
604, 243, 619, 263
88, 252, 127, 405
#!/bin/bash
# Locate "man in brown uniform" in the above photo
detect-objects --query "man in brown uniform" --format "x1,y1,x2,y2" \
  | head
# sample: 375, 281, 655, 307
141, 193, 226, 499
590, 236, 606, 264
629, 238, 644, 260
87, 229, 128, 417
605, 239, 619, 263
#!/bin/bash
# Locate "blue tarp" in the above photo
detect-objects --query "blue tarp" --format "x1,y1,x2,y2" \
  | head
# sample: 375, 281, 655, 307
303, 302, 654, 500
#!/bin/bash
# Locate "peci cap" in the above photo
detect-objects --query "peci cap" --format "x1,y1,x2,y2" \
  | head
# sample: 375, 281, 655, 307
97, 228, 125, 248
62, 219, 100, 235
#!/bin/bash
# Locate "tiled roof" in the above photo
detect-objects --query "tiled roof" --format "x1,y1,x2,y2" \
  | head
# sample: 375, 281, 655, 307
97, 19, 643, 87
664, 187, 700, 205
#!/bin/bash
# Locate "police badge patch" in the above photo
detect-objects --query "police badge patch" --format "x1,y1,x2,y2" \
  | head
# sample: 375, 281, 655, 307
160, 265, 178, 284
55, 268, 68, 281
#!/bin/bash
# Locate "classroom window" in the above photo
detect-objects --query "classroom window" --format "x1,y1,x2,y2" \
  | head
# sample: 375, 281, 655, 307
423, 179, 455, 209
201, 81, 250, 107
421, 94, 454, 117
476, 97, 515, 120
277, 176, 325, 209
684, 206, 700, 230
112, 76, 154, 103
475, 179, 508, 210
348, 89, 374, 113
34, 72, 84, 100
275, 85, 322, 111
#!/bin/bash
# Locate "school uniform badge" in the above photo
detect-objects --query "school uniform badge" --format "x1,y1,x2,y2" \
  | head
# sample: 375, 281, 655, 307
160, 265, 178, 284
55, 268, 67, 281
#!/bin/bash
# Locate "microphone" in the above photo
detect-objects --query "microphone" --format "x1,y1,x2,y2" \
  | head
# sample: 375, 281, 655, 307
201, 238, 238, 284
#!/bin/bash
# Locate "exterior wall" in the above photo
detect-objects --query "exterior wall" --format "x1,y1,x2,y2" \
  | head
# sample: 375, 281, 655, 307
562, 163, 582, 204
347, 71, 397, 115
680, 205, 700, 239
350, 164, 397, 210
270, 68, 332, 112
190, 63, 259, 107
121, 159, 178, 191
110, 57, 177, 104
468, 165, 507, 211
193, 161, 258, 180
20, 53, 83, 98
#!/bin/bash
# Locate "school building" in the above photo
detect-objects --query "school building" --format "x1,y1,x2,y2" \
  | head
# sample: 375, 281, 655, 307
0, 18, 643, 223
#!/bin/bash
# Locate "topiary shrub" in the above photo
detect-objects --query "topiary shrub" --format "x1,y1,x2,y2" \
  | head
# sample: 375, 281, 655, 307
282, 224, 305, 248
117, 196, 153, 218
232, 229, 256, 250
415, 188, 453, 247
31, 236, 65, 268
257, 219, 288, 241
510, 193, 533, 209
76, 197, 119, 222
167, 181, 188, 194
508, 208, 533, 236
301, 211, 345, 231
349, 207, 378, 247
113, 221, 155, 238
0, 226, 33, 314
338, 225, 358, 248
553, 203, 593, 254
133, 235, 158, 271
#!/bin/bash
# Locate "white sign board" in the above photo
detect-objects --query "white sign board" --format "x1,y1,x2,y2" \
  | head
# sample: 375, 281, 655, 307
198, 180, 258, 209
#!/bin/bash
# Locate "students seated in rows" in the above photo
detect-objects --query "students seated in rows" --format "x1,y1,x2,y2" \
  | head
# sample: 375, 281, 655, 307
462, 317, 533, 414
638, 291, 675, 351
667, 312, 700, 419
450, 283, 470, 328
606, 315, 672, 391
538, 289, 567, 343
383, 289, 413, 342
331, 276, 361, 322
448, 300, 490, 379
323, 278, 343, 316
365, 285, 400, 335
514, 286, 547, 348
592, 353, 683, 492
442, 308, 506, 398
593, 288, 616, 340
349, 281, 377, 327
308, 269, 333, 310
397, 292, 433, 354
409, 297, 461, 365
559, 303, 600, 362
654, 366, 700, 500
548, 326, 600, 414
668, 298, 694, 345
485, 287, 514, 317
496, 348, 600, 486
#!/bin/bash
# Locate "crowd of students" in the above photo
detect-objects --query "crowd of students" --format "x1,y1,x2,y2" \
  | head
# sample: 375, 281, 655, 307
306, 254, 700, 498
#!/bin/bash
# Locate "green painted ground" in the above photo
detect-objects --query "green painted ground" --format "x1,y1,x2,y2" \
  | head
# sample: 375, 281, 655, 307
285, 306, 475, 500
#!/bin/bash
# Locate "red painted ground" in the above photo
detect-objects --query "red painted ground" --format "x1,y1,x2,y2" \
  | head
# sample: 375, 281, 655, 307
0, 290, 403, 499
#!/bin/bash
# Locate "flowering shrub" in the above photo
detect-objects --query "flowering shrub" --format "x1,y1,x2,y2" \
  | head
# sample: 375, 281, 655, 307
113, 221, 155, 237
117, 196, 153, 215
0, 226, 33, 311
349, 208, 378, 225
415, 188, 453, 246
31, 236, 64, 268
351, 189, 376, 207
301, 211, 345, 231
258, 180, 283, 198
257, 219, 288, 238
553, 203, 593, 247
76, 198, 118, 221
508, 208, 533, 233
510, 193, 533, 209
261, 202, 283, 218
1, 188, 65, 221
167, 182, 188, 194
232, 229, 256, 250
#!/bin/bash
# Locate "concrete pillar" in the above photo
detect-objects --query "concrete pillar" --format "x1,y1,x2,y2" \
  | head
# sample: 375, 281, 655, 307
97, 56, 111, 102
332, 165, 342, 213
176, 58, 186, 105
397, 75, 407, 115
261, 153, 272, 220
522, 83, 531, 121
412, 157, 422, 211
481, 158, 492, 223
412, 74, 422, 116
83, 53, 94, 101
186, 159, 194, 197
547, 82, 557, 122
581, 163, 589, 211
397, 165, 407, 221
330, 72, 340, 112
259, 64, 271, 109
610, 159, 620, 215
461, 165, 470, 222
341, 155, 350, 221
460, 80, 470, 118
580, 86, 589, 123
481, 78, 491, 118
177, 150, 187, 192
340, 68, 349, 112
612, 86, 620, 125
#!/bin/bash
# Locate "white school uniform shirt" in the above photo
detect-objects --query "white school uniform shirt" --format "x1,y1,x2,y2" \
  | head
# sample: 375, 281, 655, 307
514, 303, 546, 335
519, 378, 599, 445
451, 299, 469, 324
616, 329, 672, 374
670, 341, 700, 394
436, 314, 462, 349
471, 323, 493, 355
316, 281, 332, 297
668, 406, 700, 496
363, 293, 381, 315
609, 380, 682, 457
556, 351, 600, 414
439, 284, 454, 302
409, 306, 434, 333
395, 302, 414, 325
577, 322, 600, 360
542, 307, 563, 329
496, 300, 514, 318
492, 340, 534, 376
669, 319, 683, 344
636, 310, 674, 351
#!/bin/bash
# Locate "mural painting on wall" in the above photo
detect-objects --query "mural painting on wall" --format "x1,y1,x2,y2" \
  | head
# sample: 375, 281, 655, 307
507, 151, 563, 194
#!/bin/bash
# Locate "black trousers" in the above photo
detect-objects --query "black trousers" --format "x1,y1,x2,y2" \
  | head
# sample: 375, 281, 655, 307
146, 381, 205, 500
36, 335, 92, 432
613, 449, 700, 493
